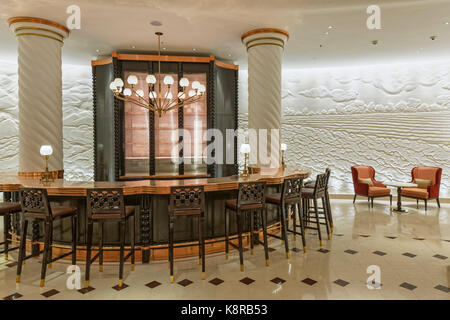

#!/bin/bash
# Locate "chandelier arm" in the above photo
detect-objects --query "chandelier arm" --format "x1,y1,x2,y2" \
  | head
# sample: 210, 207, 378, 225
166, 97, 201, 112
130, 87, 150, 105
116, 94, 157, 112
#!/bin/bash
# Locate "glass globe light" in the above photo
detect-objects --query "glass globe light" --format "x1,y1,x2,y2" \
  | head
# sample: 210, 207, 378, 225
165, 92, 173, 99
281, 143, 287, 151
164, 75, 174, 85
191, 81, 200, 89
123, 88, 132, 96
146, 75, 156, 84
188, 89, 196, 97
240, 144, 251, 154
178, 92, 186, 100
109, 82, 116, 91
198, 84, 206, 93
127, 75, 138, 85
179, 77, 189, 87
40, 145, 53, 156
149, 91, 157, 99
114, 78, 124, 87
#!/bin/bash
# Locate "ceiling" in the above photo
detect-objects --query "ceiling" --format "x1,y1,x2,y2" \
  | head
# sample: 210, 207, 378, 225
0, 0, 449, 68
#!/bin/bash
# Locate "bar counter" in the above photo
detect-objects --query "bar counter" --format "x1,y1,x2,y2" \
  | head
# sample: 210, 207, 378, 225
0, 166, 310, 262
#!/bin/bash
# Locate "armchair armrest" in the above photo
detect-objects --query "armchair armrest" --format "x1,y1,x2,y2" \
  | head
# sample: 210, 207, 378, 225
373, 180, 386, 188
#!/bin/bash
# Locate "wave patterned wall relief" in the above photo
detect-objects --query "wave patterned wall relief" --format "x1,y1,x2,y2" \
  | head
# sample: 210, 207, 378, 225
239, 60, 450, 197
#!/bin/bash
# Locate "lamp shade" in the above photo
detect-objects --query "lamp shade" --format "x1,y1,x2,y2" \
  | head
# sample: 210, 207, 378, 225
113, 78, 124, 87
146, 75, 156, 84
281, 143, 287, 151
127, 75, 138, 85
191, 81, 200, 89
179, 77, 189, 87
240, 143, 250, 154
163, 75, 174, 85
40, 145, 53, 156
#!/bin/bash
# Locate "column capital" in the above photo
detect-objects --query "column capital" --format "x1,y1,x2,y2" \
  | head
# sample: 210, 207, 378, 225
241, 28, 289, 51
8, 16, 70, 44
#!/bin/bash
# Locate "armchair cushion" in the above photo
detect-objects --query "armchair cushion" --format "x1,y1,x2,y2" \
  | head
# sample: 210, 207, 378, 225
402, 187, 428, 199
414, 178, 431, 189
368, 187, 391, 197
358, 178, 374, 186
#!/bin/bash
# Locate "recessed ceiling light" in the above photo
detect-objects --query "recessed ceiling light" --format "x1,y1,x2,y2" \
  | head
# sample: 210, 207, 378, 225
96, 49, 100, 53
228, 53, 232, 57
150, 20, 162, 26
328, 25, 333, 29
163, 47, 167, 50
132, 45, 136, 49
193, 48, 196, 51
325, 31, 329, 35
445, 22, 449, 25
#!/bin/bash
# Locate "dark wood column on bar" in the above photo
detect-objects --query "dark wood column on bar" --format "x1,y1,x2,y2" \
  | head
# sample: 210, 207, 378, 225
0, 167, 310, 262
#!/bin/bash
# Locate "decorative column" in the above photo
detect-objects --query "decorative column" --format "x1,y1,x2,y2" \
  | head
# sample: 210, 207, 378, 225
241, 28, 289, 168
8, 17, 69, 177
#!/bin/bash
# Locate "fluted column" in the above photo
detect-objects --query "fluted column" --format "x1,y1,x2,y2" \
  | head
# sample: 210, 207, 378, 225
241, 28, 288, 168
8, 17, 69, 175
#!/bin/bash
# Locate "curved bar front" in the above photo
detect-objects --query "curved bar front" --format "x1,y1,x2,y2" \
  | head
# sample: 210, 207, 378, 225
0, 166, 310, 262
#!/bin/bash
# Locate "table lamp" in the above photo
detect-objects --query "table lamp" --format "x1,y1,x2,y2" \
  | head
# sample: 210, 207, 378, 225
40, 145, 54, 183
281, 143, 287, 170
240, 143, 250, 177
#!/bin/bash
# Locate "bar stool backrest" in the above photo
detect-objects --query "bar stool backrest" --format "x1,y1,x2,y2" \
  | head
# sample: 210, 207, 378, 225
314, 173, 328, 196
86, 188, 125, 219
169, 185, 205, 213
18, 187, 51, 219
325, 168, 331, 188
236, 181, 266, 207
281, 177, 304, 203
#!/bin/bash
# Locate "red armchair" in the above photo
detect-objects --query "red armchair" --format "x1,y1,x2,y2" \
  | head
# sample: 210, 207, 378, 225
351, 166, 392, 208
401, 166, 442, 210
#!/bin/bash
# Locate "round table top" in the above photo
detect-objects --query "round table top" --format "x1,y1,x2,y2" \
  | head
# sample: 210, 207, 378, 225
384, 181, 418, 188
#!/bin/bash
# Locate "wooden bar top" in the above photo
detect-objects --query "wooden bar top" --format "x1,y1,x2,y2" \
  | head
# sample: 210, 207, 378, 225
0, 166, 311, 196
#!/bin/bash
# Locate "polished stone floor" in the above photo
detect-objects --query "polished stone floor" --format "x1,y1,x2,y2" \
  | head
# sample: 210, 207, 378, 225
1, 199, 449, 300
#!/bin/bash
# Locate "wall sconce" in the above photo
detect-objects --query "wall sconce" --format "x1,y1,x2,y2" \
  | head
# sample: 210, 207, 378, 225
40, 145, 54, 183
240, 143, 251, 177
281, 143, 287, 170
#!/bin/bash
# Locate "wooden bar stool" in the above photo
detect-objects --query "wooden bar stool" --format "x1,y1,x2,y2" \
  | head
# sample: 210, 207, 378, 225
305, 168, 333, 231
168, 185, 205, 283
16, 188, 78, 287
85, 188, 135, 289
266, 177, 307, 255
224, 181, 269, 271
0, 202, 22, 260
301, 173, 331, 246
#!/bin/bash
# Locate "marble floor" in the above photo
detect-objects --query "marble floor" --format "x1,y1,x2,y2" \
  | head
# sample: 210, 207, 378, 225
1, 199, 450, 300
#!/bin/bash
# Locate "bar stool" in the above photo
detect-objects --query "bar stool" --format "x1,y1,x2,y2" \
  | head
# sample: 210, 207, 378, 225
305, 168, 333, 231
85, 188, 135, 289
224, 181, 269, 271
16, 187, 78, 287
168, 185, 205, 283
301, 173, 331, 246
0, 201, 22, 260
266, 177, 307, 255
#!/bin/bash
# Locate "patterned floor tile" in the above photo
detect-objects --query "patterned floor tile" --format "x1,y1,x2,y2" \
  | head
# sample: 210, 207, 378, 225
3, 293, 22, 300
358, 234, 370, 237
78, 286, 95, 294
6, 262, 17, 268
291, 247, 302, 252
41, 289, 60, 298
402, 252, 417, 258
145, 281, 161, 289
434, 285, 450, 293
178, 279, 193, 287
400, 282, 417, 290
385, 236, 397, 239
373, 251, 387, 256
112, 283, 129, 291
413, 237, 425, 240
344, 249, 358, 254
239, 277, 255, 285
301, 278, 317, 286
334, 279, 349, 287
270, 277, 286, 285
433, 254, 448, 260
318, 248, 329, 253
268, 247, 276, 252
209, 278, 224, 286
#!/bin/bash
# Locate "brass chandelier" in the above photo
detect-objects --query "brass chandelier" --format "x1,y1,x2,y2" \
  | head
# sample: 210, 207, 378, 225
109, 32, 206, 117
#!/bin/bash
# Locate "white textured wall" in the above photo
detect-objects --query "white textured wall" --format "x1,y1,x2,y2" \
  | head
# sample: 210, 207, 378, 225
239, 60, 450, 197
0, 60, 93, 181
